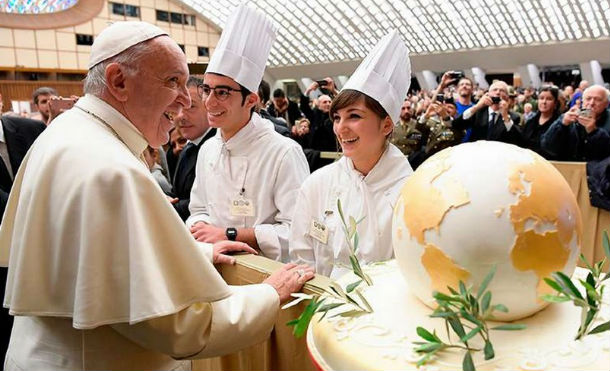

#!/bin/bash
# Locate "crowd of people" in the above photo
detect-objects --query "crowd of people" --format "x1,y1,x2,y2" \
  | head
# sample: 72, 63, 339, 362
0, 3, 609, 370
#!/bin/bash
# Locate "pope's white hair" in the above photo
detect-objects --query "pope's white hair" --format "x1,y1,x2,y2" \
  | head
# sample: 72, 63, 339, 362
83, 39, 155, 96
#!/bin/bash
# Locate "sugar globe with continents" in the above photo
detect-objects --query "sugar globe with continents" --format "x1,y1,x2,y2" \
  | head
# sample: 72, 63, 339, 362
392, 141, 582, 320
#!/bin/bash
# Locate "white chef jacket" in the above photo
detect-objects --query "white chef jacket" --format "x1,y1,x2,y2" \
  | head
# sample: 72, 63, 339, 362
0, 95, 279, 370
187, 113, 309, 262
289, 144, 412, 279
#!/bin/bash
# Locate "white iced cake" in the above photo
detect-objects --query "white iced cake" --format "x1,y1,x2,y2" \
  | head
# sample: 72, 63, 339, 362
307, 261, 610, 371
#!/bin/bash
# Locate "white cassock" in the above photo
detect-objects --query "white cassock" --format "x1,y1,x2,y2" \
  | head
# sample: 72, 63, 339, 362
186, 113, 310, 262
289, 144, 413, 279
0, 94, 279, 371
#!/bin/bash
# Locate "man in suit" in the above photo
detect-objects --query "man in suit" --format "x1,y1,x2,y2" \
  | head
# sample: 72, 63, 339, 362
171, 76, 216, 221
267, 88, 302, 128
0, 114, 46, 363
452, 80, 521, 144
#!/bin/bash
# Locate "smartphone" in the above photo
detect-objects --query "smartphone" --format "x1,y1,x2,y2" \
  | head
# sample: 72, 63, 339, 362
435, 94, 445, 103
49, 98, 75, 112
316, 80, 328, 87
491, 96, 501, 104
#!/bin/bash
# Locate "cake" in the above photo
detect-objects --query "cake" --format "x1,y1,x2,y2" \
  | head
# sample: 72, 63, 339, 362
307, 142, 608, 370
307, 261, 610, 371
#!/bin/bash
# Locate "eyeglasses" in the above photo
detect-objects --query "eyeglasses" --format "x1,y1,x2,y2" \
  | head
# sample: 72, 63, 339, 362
198, 84, 243, 101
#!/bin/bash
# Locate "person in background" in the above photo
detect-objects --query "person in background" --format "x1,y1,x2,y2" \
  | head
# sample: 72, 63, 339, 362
291, 117, 312, 148
143, 145, 173, 194
541, 85, 610, 161
568, 80, 589, 108
30, 87, 58, 124
170, 76, 217, 221
257, 80, 291, 136
267, 88, 302, 129
0, 113, 45, 363
518, 85, 561, 159
0, 20, 314, 371
187, 4, 309, 262
165, 126, 186, 180
300, 79, 338, 171
390, 98, 428, 157
452, 80, 521, 145
289, 30, 413, 279
523, 102, 535, 122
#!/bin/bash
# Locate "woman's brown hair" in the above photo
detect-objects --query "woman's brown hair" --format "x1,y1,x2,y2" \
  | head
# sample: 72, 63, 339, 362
329, 89, 389, 120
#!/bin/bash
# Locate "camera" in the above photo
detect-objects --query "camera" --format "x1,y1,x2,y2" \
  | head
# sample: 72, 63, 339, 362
448, 71, 464, 80
491, 96, 501, 104
316, 80, 328, 87
435, 94, 445, 103
579, 108, 592, 118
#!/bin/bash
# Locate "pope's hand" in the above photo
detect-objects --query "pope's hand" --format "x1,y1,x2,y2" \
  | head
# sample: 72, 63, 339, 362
263, 263, 315, 303
190, 222, 224, 243
212, 240, 257, 265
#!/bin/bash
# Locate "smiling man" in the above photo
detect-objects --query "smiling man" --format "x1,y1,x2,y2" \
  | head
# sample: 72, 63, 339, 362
0, 21, 314, 370
186, 4, 309, 262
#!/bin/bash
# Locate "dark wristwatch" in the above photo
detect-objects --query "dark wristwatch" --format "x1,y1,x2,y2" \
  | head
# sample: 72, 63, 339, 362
226, 227, 238, 241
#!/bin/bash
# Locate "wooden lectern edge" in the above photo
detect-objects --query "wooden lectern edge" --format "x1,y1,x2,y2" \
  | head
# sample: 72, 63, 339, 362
230, 254, 331, 295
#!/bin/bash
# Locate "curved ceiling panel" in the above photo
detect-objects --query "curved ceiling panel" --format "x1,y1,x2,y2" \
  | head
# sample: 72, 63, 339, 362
180, 0, 610, 67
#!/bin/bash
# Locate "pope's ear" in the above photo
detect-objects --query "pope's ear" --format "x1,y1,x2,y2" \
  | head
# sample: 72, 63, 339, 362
104, 63, 129, 102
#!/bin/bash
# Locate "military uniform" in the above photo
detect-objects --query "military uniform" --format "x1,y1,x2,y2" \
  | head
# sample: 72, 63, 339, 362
390, 119, 429, 156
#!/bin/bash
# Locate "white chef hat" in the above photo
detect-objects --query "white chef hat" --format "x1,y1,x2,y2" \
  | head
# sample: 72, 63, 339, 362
88, 21, 168, 69
206, 3, 277, 93
342, 30, 411, 123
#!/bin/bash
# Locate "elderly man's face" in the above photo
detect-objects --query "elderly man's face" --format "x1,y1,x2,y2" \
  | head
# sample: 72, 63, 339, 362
489, 83, 509, 102
175, 85, 209, 140
582, 86, 608, 117
123, 37, 190, 148
317, 95, 332, 113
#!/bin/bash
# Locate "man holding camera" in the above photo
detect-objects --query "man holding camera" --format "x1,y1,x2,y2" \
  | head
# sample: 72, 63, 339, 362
452, 80, 521, 144
541, 85, 610, 161
434, 71, 473, 116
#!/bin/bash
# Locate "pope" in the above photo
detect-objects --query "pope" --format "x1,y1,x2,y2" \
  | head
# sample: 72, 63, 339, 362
0, 19, 314, 371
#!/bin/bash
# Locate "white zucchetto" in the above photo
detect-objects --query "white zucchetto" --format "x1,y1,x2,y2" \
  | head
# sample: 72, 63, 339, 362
88, 21, 168, 69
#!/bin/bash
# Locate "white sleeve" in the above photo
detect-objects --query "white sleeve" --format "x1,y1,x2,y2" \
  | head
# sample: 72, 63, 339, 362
186, 148, 212, 228
288, 185, 316, 268
111, 284, 279, 359
254, 146, 310, 262
462, 107, 475, 120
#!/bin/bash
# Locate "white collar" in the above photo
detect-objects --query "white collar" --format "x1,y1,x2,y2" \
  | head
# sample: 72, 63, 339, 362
75, 94, 148, 159
0, 119, 5, 143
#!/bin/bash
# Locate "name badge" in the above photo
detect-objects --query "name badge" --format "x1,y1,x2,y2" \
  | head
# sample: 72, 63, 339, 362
309, 219, 329, 244
230, 197, 255, 217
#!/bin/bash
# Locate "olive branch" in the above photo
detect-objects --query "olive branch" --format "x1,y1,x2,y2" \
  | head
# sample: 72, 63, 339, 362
541, 230, 610, 340
414, 265, 526, 371
285, 199, 373, 338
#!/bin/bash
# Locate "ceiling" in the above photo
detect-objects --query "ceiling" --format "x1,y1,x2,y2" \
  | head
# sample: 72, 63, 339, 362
181, 0, 610, 69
